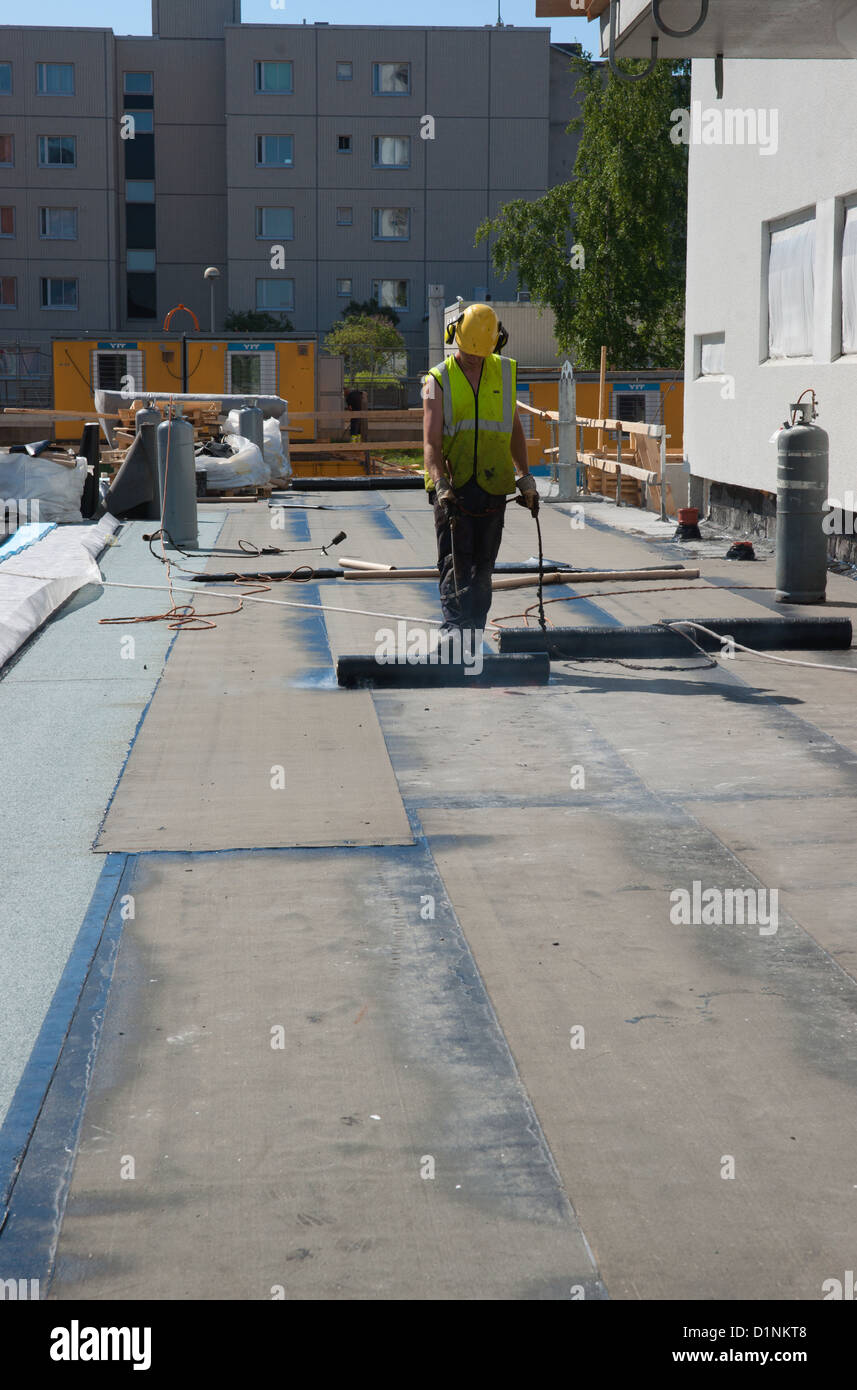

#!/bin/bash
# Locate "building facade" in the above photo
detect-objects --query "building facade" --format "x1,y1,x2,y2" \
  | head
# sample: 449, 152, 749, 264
0, 1, 583, 401
682, 56, 857, 536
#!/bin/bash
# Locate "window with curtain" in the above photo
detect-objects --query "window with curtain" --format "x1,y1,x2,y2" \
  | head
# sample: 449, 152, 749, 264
768, 216, 815, 359
372, 136, 410, 168
841, 204, 857, 354
372, 208, 409, 240
372, 63, 410, 95
699, 333, 725, 376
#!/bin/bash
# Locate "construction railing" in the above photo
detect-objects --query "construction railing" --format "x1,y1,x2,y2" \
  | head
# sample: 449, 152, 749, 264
516, 394, 670, 520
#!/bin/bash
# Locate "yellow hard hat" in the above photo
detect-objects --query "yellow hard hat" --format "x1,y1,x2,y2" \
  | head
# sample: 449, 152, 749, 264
446, 303, 508, 357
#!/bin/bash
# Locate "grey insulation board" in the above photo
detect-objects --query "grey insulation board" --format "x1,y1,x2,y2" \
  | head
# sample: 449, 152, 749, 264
95, 510, 413, 851
94, 687, 413, 851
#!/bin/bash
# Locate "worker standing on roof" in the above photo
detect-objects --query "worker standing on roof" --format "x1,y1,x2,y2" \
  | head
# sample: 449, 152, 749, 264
422, 303, 538, 651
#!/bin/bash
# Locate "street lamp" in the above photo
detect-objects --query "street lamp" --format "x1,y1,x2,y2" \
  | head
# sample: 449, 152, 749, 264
203, 267, 221, 334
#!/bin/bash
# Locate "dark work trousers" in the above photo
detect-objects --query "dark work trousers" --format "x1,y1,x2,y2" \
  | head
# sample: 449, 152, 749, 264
431, 478, 507, 633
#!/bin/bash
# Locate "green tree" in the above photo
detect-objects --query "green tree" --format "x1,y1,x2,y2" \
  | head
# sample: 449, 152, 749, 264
225, 308, 294, 332
342, 297, 400, 327
475, 56, 689, 369
324, 314, 405, 386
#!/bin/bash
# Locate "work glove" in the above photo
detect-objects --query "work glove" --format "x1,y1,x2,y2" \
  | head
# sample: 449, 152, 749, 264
515, 473, 540, 516
434, 476, 459, 517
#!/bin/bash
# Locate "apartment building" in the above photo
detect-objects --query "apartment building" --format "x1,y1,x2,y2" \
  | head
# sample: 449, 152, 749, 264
0, 1, 583, 399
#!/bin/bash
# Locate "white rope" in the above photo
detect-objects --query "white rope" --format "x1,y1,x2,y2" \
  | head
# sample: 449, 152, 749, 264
97, 577, 443, 626
665, 620, 857, 674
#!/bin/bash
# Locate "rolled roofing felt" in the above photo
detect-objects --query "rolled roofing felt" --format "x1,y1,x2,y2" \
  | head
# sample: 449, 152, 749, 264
336, 652, 551, 687
496, 616, 853, 659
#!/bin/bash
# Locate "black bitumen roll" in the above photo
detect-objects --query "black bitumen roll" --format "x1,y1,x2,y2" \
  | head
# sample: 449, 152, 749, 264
497, 616, 853, 659
337, 652, 551, 687
285, 476, 425, 490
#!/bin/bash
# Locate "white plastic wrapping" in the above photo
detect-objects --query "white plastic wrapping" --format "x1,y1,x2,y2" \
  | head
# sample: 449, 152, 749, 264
0, 514, 119, 671
0, 453, 87, 524
262, 416, 289, 479
768, 217, 815, 359
195, 437, 269, 491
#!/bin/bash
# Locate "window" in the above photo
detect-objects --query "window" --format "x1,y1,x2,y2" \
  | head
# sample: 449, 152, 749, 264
768, 215, 815, 359
256, 206, 294, 239
0, 64, 11, 95
226, 348, 278, 394
372, 135, 410, 169
0, 206, 14, 236
230, 354, 262, 394
257, 135, 293, 167
337, 135, 352, 153
126, 203, 155, 247
336, 278, 353, 297
126, 181, 155, 201
37, 63, 74, 95
18, 348, 48, 378
123, 110, 153, 134
841, 204, 857, 354
38, 135, 76, 167
1, 346, 49, 377
336, 61, 353, 81
372, 207, 410, 240
0, 135, 13, 166
127, 249, 156, 272
336, 206, 353, 226
256, 278, 294, 311
372, 279, 408, 309
372, 62, 410, 95
41, 277, 78, 309
127, 274, 157, 319
698, 333, 725, 376
0, 276, 16, 308
92, 351, 136, 391
39, 206, 77, 239
124, 72, 153, 94
255, 61, 293, 94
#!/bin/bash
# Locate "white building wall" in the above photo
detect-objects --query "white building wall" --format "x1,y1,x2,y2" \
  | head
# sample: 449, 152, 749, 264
684, 57, 857, 506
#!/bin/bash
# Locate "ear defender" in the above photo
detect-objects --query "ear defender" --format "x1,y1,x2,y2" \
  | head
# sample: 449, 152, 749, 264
495, 323, 509, 352
445, 315, 463, 345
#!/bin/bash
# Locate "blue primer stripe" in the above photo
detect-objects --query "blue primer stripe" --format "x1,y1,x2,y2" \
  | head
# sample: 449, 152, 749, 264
0, 522, 56, 563
0, 853, 128, 1223
365, 508, 403, 540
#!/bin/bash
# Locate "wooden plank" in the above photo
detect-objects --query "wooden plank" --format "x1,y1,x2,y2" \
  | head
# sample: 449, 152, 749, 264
578, 451, 655, 483
288, 440, 422, 454
287, 409, 422, 422
2, 408, 121, 421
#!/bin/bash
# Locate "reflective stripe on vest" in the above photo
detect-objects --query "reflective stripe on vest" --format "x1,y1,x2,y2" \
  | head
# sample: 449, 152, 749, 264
425, 353, 516, 496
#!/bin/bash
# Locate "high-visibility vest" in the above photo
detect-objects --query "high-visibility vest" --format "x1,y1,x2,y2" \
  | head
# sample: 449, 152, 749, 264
424, 352, 517, 496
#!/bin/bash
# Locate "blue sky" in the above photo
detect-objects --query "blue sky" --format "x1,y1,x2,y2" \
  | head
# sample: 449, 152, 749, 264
16, 0, 593, 47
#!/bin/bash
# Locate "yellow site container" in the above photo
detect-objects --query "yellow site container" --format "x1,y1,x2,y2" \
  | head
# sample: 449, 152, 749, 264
51, 336, 318, 442
520, 372, 684, 466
